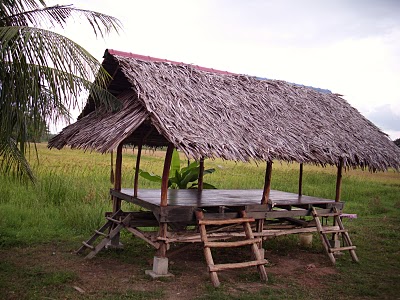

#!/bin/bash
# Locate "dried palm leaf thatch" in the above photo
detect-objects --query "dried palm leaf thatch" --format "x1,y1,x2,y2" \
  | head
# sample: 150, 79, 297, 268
49, 50, 400, 172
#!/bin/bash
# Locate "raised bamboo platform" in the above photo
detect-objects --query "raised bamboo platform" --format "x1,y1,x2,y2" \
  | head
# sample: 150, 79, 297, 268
110, 188, 344, 224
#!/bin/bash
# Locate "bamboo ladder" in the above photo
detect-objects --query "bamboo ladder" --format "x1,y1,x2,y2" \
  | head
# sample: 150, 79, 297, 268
195, 210, 268, 287
312, 206, 359, 264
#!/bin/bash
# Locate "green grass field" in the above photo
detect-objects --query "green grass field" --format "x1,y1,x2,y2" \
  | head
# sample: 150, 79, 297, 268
0, 143, 399, 299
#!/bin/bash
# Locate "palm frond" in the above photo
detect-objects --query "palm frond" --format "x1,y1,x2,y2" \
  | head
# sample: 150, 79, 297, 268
1, 3, 122, 36
0, 137, 35, 182
0, 26, 117, 105
0, 0, 122, 182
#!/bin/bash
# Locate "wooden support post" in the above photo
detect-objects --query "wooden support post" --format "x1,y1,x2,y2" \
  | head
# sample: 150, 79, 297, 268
261, 161, 273, 204
333, 157, 344, 243
133, 143, 142, 197
157, 143, 174, 258
111, 143, 123, 247
161, 144, 174, 207
298, 163, 303, 196
198, 157, 204, 191
335, 158, 343, 202
259, 161, 273, 249
113, 143, 123, 212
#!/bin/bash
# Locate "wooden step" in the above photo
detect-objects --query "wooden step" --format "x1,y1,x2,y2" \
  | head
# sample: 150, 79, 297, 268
106, 217, 122, 224
204, 238, 262, 248
315, 212, 341, 217
198, 217, 255, 226
82, 241, 94, 250
209, 259, 268, 272
94, 230, 108, 237
329, 246, 356, 252
322, 229, 348, 234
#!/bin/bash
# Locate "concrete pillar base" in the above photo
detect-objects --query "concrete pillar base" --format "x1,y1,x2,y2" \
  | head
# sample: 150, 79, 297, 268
145, 256, 174, 278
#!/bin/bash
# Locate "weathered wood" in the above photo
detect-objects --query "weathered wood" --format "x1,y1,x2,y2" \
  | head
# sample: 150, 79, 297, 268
241, 211, 268, 282
161, 144, 174, 207
335, 157, 343, 202
114, 143, 123, 192
209, 259, 268, 272
163, 225, 341, 243
323, 229, 348, 234
85, 213, 132, 260
312, 207, 336, 264
125, 227, 160, 249
116, 189, 343, 208
198, 158, 204, 191
82, 241, 94, 249
261, 161, 273, 204
329, 246, 357, 252
298, 163, 303, 196
133, 143, 142, 197
111, 188, 344, 222
204, 238, 262, 248
195, 210, 220, 287
113, 143, 122, 223
76, 211, 121, 254
198, 217, 255, 226
157, 223, 168, 258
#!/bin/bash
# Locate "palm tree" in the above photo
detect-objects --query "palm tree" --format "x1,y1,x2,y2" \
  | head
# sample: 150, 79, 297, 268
0, 0, 121, 181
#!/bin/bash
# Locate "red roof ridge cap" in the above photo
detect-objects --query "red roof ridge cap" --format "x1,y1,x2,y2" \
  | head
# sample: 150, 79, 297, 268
107, 49, 235, 75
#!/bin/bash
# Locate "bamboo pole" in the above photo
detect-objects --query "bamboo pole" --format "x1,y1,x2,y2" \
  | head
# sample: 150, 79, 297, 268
157, 144, 174, 258
259, 161, 273, 249
335, 158, 343, 202
161, 144, 174, 207
113, 143, 123, 212
298, 163, 303, 196
133, 143, 143, 197
111, 143, 123, 247
198, 157, 204, 191
261, 161, 273, 204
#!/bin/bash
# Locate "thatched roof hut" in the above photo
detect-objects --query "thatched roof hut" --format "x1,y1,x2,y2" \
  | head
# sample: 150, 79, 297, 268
49, 49, 400, 172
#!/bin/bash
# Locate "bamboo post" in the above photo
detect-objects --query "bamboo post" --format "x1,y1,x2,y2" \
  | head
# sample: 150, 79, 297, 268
335, 158, 343, 202
161, 144, 174, 207
133, 143, 143, 197
198, 157, 204, 191
113, 143, 123, 212
258, 161, 273, 250
298, 163, 303, 196
157, 143, 174, 258
111, 143, 123, 247
261, 161, 273, 204
332, 157, 344, 243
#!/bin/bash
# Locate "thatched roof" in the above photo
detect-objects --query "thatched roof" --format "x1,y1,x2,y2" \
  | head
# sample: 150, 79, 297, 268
49, 49, 400, 171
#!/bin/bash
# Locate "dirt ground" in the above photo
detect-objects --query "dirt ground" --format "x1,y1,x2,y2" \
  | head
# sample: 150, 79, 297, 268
1, 241, 337, 299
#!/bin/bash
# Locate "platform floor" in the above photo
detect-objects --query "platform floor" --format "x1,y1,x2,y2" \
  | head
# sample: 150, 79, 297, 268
113, 188, 340, 209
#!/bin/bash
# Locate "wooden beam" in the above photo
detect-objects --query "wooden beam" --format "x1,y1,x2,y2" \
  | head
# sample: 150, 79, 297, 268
198, 157, 204, 191
335, 157, 343, 202
298, 163, 303, 196
133, 143, 142, 197
261, 161, 273, 204
161, 143, 174, 207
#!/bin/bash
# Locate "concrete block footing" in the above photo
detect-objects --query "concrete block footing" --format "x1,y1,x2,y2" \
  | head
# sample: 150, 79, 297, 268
145, 256, 174, 278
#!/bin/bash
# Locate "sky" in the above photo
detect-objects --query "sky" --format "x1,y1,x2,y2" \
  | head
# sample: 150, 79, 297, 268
48, 0, 400, 139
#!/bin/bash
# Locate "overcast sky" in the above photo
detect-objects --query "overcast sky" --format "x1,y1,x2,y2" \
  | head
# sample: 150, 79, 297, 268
48, 0, 400, 139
